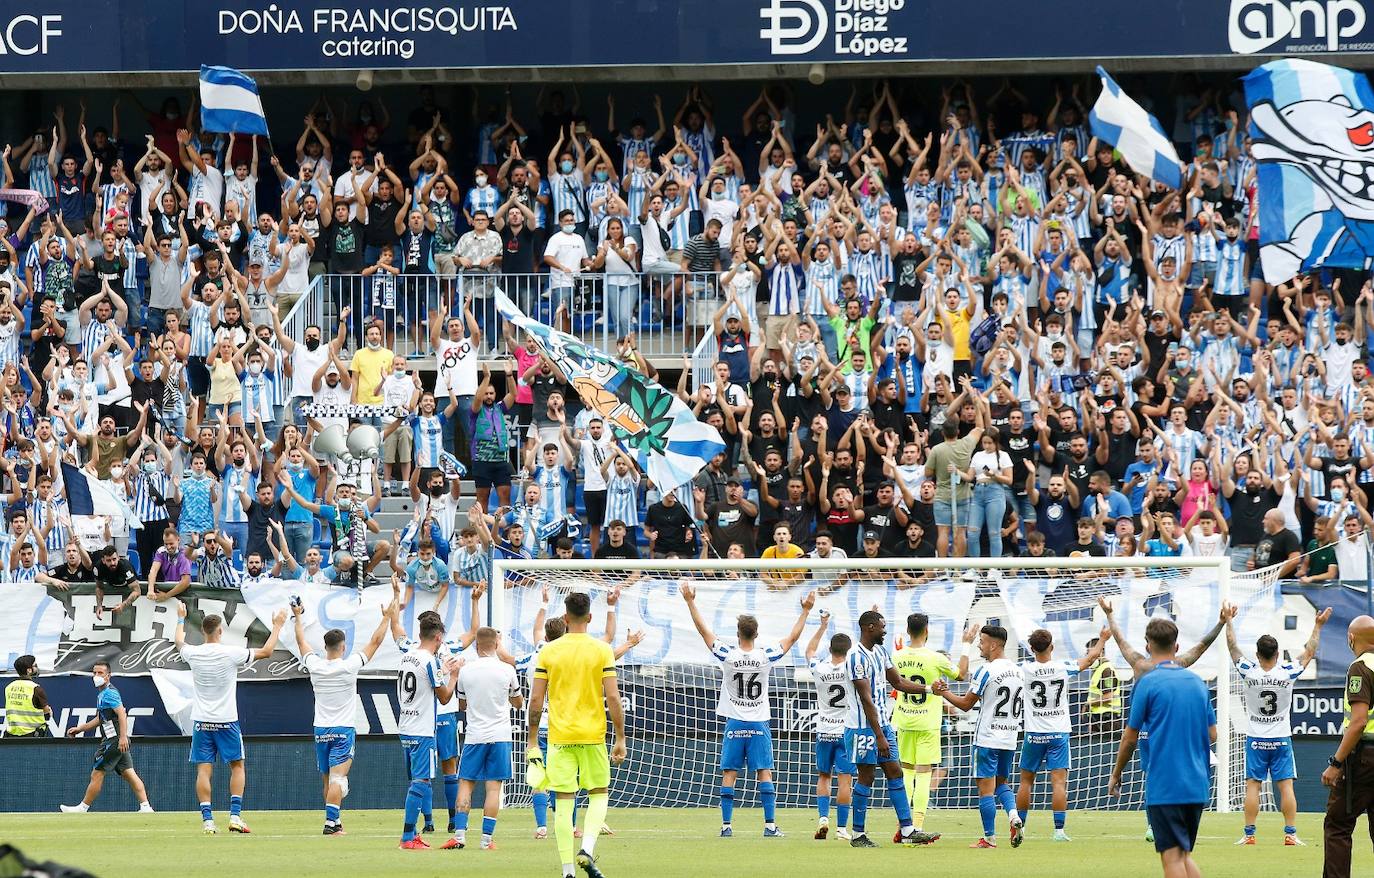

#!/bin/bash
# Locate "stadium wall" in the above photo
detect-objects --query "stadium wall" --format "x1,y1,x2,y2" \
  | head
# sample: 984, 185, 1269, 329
0, 734, 1340, 814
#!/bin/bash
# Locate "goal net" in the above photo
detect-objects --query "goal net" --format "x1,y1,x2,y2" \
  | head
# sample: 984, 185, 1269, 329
492, 556, 1279, 816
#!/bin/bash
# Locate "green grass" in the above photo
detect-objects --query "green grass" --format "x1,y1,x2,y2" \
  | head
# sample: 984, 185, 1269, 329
0, 808, 1357, 877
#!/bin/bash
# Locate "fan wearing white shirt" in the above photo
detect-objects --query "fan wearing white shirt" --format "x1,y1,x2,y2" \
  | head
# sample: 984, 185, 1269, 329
174, 599, 287, 835
1184, 510, 1229, 557
448, 627, 523, 850
292, 596, 396, 835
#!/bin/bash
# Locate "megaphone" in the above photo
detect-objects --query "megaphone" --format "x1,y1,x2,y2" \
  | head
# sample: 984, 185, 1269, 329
347, 424, 382, 460
312, 424, 349, 459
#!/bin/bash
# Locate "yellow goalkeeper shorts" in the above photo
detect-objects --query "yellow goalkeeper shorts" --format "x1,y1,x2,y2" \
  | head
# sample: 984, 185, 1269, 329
546, 743, 611, 794
897, 728, 941, 766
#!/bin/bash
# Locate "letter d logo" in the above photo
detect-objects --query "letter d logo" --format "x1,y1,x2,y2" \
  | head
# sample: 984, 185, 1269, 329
760, 0, 828, 56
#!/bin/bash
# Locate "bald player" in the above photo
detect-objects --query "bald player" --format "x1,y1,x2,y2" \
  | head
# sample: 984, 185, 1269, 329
1321, 614, 1374, 878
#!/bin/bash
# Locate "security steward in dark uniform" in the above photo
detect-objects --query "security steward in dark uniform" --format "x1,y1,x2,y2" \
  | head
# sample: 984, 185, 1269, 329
1322, 614, 1374, 878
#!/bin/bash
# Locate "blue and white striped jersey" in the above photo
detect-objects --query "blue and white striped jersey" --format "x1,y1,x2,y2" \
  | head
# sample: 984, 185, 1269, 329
532, 464, 572, 519
411, 413, 448, 470
844, 641, 893, 730
549, 171, 587, 224
1214, 238, 1246, 297
464, 184, 500, 219
28, 153, 55, 199
604, 470, 640, 526
971, 656, 1023, 749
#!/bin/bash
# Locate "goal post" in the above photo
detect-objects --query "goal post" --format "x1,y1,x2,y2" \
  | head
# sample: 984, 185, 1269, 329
493, 555, 1264, 815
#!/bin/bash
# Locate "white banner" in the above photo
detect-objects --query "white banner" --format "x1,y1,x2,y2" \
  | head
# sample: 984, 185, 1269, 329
1, 582, 68, 671
238, 578, 483, 672
498, 574, 979, 666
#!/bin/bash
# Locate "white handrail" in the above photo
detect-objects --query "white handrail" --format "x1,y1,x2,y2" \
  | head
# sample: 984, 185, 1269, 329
493, 556, 1232, 572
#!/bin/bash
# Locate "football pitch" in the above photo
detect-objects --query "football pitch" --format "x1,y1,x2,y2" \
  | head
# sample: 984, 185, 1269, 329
0, 808, 1357, 877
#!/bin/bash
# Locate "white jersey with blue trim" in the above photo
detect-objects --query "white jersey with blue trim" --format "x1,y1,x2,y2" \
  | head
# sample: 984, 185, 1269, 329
396, 645, 445, 736
711, 639, 785, 723
809, 655, 851, 738
1236, 658, 1303, 738
844, 641, 894, 730
971, 657, 1023, 749
1019, 658, 1077, 734
397, 635, 466, 717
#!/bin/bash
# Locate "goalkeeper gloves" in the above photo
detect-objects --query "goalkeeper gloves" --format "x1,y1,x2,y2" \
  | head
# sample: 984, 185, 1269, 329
526, 744, 548, 791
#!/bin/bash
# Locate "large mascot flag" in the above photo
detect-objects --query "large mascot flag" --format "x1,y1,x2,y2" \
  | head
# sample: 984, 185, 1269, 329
1244, 58, 1374, 284
495, 291, 725, 495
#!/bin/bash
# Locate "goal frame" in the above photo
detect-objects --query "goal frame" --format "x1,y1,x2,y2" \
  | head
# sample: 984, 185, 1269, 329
492, 554, 1234, 812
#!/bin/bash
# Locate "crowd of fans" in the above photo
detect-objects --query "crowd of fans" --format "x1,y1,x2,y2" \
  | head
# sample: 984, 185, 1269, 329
0, 77, 1365, 600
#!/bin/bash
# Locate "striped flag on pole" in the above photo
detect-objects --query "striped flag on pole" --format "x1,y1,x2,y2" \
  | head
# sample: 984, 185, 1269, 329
1089, 66, 1182, 190
198, 65, 269, 136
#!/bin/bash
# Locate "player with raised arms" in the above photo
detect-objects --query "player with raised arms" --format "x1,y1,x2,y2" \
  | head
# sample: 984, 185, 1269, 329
395, 612, 462, 850
1099, 596, 1235, 843
1227, 606, 1330, 846
389, 578, 486, 834
843, 609, 941, 848
941, 624, 1025, 849
173, 599, 286, 835
527, 591, 628, 878
292, 594, 397, 835
446, 626, 524, 850
1014, 626, 1107, 843
680, 583, 815, 838
804, 609, 853, 840
892, 612, 963, 841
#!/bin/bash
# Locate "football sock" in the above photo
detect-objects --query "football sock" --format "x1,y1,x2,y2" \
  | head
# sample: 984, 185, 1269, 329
995, 783, 1018, 822
979, 795, 996, 837
200, 802, 213, 822
582, 793, 609, 855
555, 801, 576, 867
719, 786, 735, 825
759, 782, 777, 825
403, 781, 425, 841
1054, 810, 1066, 830
482, 815, 497, 842
886, 775, 913, 826
817, 794, 831, 819
836, 802, 850, 828
229, 795, 242, 819
533, 791, 549, 829
912, 770, 932, 830
325, 804, 340, 825
444, 774, 459, 820
852, 784, 871, 834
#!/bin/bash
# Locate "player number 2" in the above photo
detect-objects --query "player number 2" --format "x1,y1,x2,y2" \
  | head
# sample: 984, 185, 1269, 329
1258, 689, 1279, 717
826, 684, 846, 708
734, 671, 762, 701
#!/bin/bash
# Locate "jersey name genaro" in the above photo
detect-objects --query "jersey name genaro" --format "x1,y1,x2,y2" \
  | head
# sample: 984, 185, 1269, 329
712, 640, 785, 723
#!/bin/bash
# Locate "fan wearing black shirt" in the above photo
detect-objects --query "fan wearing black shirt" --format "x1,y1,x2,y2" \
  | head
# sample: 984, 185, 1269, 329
868, 377, 907, 437
36, 543, 95, 589
860, 480, 909, 553
645, 491, 696, 559
92, 545, 140, 620
1094, 407, 1139, 484
1045, 431, 1094, 501
594, 520, 642, 560
1066, 518, 1107, 558
1305, 432, 1364, 500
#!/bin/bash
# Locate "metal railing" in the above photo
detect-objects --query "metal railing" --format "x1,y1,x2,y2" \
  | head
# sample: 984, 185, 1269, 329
287, 271, 731, 360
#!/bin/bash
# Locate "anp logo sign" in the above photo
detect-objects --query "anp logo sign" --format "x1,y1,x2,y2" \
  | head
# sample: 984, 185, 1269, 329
760, 0, 828, 55
1228, 0, 1367, 54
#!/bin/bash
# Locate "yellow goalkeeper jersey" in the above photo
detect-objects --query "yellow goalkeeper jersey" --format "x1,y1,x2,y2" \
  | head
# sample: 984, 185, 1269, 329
892, 646, 958, 732
534, 633, 617, 746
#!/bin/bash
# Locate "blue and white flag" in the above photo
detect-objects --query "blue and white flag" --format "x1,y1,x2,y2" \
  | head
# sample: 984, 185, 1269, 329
1089, 66, 1182, 190
198, 65, 269, 137
495, 290, 725, 495
1244, 58, 1374, 284
61, 461, 142, 529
